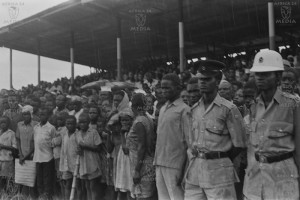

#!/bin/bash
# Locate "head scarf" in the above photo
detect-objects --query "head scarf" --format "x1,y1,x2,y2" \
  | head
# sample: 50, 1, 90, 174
21, 105, 33, 117
116, 91, 130, 112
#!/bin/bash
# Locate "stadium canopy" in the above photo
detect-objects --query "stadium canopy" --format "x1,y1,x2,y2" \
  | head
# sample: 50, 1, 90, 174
0, 0, 299, 70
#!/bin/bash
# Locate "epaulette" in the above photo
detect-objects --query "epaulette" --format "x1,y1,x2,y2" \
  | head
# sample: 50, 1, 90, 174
219, 98, 234, 109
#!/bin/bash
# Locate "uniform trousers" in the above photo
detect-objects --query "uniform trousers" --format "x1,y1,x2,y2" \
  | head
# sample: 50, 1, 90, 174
184, 182, 237, 200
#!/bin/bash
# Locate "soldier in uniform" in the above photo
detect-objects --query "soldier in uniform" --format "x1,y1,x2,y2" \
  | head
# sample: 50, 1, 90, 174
243, 49, 300, 199
184, 60, 246, 200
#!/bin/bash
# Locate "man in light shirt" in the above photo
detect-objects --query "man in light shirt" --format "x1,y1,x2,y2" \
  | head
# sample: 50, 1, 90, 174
33, 107, 56, 199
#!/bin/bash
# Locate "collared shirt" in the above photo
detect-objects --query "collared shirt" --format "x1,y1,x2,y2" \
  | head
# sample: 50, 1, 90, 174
33, 122, 56, 163
189, 94, 246, 152
0, 129, 17, 161
59, 130, 78, 173
16, 120, 38, 158
154, 98, 190, 170
244, 89, 300, 199
249, 89, 299, 156
185, 94, 246, 188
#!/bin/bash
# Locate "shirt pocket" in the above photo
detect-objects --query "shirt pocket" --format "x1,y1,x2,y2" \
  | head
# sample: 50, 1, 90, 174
205, 118, 227, 136
268, 122, 293, 139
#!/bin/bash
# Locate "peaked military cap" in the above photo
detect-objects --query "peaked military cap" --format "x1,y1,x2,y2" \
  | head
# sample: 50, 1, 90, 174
195, 60, 226, 74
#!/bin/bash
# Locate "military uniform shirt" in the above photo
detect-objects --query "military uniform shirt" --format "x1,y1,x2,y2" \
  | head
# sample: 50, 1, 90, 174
185, 94, 246, 188
244, 89, 300, 200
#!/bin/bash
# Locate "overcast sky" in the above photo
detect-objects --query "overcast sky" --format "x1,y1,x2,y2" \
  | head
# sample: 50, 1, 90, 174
0, 0, 91, 90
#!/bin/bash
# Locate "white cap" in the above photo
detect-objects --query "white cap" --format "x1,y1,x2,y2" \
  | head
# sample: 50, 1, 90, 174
250, 49, 284, 72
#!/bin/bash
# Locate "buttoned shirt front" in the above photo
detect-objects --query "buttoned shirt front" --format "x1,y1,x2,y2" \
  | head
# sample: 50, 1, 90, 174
59, 130, 78, 173
16, 120, 38, 158
154, 98, 191, 170
244, 89, 300, 199
185, 94, 246, 188
249, 89, 298, 156
33, 122, 56, 163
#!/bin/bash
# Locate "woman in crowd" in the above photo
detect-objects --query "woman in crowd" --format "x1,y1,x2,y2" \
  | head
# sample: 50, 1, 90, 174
106, 90, 131, 199
127, 93, 156, 199
115, 109, 135, 199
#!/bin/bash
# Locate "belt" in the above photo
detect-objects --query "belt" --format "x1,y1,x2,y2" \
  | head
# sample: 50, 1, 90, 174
255, 152, 294, 163
193, 150, 228, 160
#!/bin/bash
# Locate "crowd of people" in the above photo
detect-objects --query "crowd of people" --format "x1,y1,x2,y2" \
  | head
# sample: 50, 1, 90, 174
0, 47, 299, 200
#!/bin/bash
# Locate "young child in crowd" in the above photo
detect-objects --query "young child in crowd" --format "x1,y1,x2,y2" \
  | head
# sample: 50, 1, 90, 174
59, 115, 78, 200
76, 113, 102, 200
52, 112, 68, 198
88, 105, 100, 130
0, 116, 17, 193
33, 108, 56, 199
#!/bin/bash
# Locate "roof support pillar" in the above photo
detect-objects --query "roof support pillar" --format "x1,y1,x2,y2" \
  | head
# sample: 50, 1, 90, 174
117, 16, 121, 81
178, 0, 185, 72
37, 40, 41, 86
70, 32, 75, 85
9, 48, 13, 89
268, 1, 275, 50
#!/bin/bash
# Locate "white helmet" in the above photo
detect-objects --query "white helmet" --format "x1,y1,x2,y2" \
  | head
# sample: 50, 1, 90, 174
250, 49, 284, 72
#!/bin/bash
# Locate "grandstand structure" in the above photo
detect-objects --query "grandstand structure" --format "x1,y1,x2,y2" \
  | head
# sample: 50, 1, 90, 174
0, 0, 299, 87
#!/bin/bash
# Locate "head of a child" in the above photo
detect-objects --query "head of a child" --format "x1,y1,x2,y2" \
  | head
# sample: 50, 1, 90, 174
97, 117, 106, 134
0, 116, 10, 132
78, 113, 90, 132
39, 108, 50, 124
66, 115, 77, 133
57, 112, 68, 128
89, 106, 100, 123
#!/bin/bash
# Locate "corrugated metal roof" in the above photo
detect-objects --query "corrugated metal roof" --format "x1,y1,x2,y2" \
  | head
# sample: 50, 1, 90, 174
0, 0, 299, 69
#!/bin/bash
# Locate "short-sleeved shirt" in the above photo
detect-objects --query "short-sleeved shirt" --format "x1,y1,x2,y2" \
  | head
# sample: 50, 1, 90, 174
154, 98, 191, 170
249, 89, 299, 155
59, 130, 78, 173
244, 89, 300, 199
75, 128, 102, 177
0, 129, 17, 161
16, 121, 38, 158
33, 122, 56, 163
185, 94, 246, 188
